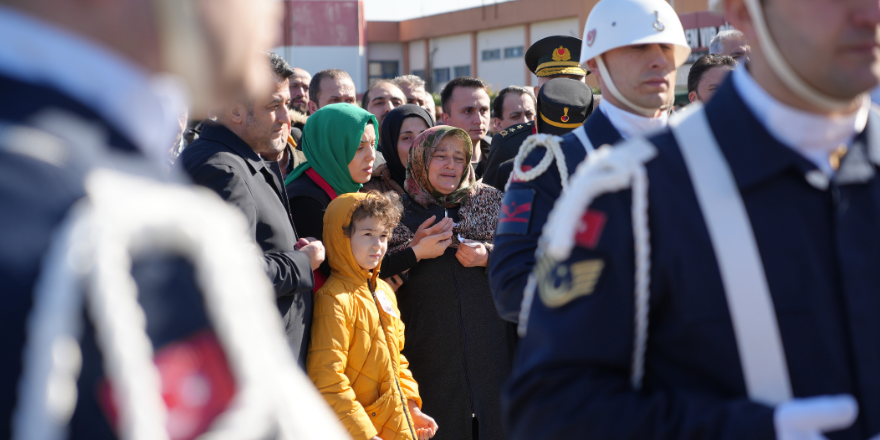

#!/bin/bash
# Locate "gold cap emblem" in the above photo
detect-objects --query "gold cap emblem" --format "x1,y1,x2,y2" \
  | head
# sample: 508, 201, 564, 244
551, 46, 572, 62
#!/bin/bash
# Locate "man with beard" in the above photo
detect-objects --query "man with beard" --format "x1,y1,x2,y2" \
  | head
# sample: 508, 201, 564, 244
308, 68, 357, 112
362, 79, 406, 127
289, 67, 311, 114
182, 52, 325, 367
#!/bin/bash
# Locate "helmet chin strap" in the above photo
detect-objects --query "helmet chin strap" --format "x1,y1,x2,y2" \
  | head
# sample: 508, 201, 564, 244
151, 0, 212, 112
743, 0, 856, 111
595, 56, 666, 118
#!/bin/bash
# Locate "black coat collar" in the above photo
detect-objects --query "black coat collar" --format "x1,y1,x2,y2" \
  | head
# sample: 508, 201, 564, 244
198, 121, 267, 174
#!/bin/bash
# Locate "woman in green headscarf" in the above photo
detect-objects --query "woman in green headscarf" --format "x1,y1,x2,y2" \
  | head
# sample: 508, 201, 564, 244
286, 103, 378, 281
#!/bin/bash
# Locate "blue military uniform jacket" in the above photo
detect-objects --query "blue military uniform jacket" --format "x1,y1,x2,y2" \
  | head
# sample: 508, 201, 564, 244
489, 109, 622, 322
0, 74, 221, 439
503, 76, 880, 439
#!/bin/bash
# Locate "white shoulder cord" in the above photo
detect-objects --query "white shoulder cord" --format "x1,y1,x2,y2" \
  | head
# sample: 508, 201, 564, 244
12, 112, 349, 440
516, 125, 596, 338
507, 134, 569, 191
541, 137, 657, 389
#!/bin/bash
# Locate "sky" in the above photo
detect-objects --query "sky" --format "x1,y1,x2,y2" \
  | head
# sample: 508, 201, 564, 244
364, 0, 515, 21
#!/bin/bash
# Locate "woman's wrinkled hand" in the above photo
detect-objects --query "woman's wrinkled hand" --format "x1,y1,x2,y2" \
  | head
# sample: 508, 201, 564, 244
455, 242, 488, 267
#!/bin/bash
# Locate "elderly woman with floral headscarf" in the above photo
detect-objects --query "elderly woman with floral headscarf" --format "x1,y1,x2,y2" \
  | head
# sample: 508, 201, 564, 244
388, 126, 516, 440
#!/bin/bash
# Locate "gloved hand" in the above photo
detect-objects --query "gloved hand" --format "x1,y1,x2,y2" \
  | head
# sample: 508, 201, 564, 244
774, 395, 858, 440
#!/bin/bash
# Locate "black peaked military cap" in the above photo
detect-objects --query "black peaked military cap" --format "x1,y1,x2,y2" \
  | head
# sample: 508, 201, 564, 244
537, 78, 593, 136
525, 35, 588, 78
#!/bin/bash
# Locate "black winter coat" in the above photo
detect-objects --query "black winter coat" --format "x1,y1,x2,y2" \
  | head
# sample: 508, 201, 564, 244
181, 122, 315, 367
392, 192, 516, 440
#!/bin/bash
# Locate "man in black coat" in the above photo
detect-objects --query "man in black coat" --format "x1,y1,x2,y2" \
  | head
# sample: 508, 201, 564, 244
182, 53, 324, 367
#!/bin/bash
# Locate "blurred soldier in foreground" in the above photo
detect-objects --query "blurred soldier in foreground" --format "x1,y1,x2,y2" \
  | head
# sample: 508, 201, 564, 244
490, 0, 689, 324
507, 0, 880, 437
0, 0, 348, 438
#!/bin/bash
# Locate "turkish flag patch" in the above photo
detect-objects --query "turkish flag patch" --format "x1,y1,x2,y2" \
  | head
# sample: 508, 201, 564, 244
99, 331, 236, 440
497, 189, 536, 235
575, 209, 606, 249
509, 165, 533, 183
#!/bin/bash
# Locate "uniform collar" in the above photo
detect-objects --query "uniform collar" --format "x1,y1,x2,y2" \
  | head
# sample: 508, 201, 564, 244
731, 65, 870, 175
199, 121, 266, 174
0, 5, 188, 167
583, 106, 623, 147
704, 74, 839, 190
598, 98, 669, 140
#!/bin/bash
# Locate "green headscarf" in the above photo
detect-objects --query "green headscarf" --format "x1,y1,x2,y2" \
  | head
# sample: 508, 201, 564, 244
284, 103, 379, 194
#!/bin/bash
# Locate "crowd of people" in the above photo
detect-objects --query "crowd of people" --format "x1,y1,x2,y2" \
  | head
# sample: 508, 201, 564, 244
4, 0, 880, 439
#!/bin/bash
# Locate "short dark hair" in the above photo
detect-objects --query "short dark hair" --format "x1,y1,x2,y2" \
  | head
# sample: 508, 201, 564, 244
687, 54, 736, 95
309, 69, 354, 103
440, 77, 488, 114
361, 79, 403, 109
268, 52, 294, 81
342, 191, 403, 237
493, 86, 536, 119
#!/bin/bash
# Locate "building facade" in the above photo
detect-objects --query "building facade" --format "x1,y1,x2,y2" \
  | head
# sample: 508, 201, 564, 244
274, 0, 730, 99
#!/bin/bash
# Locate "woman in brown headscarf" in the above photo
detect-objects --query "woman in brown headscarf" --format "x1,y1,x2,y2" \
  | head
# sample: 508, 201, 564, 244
388, 126, 515, 440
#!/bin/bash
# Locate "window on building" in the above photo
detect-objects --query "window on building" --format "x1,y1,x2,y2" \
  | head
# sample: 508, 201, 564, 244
412, 69, 426, 80
504, 46, 524, 58
433, 67, 451, 85
368, 61, 399, 82
454, 65, 471, 78
482, 49, 501, 61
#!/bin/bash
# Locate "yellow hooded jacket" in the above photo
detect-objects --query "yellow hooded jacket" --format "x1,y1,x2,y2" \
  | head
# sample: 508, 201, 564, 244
307, 193, 421, 440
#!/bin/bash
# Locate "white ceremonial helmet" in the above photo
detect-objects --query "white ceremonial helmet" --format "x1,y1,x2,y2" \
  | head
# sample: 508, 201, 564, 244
579, 0, 691, 116
709, 0, 855, 110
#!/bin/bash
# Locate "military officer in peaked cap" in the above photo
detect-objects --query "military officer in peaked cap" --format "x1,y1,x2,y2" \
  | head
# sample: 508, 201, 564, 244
525, 35, 589, 96
484, 78, 594, 189
489, 0, 689, 324
506, 0, 880, 437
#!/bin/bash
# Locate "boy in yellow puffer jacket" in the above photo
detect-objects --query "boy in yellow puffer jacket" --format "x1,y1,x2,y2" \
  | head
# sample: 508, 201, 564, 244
308, 191, 439, 440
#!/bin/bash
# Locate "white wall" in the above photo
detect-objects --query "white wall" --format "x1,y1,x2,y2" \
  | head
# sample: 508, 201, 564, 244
409, 39, 426, 73
274, 45, 367, 92
528, 17, 581, 85
369, 42, 404, 64
476, 25, 527, 92
430, 33, 472, 91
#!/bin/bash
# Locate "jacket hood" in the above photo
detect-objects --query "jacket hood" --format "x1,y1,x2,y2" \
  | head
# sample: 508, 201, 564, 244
323, 192, 381, 286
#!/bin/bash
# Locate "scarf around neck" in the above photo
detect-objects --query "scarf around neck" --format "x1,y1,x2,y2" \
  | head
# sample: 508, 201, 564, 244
405, 126, 476, 208
285, 103, 378, 194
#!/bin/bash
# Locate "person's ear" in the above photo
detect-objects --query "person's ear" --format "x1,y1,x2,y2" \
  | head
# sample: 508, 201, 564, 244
441, 113, 451, 125
688, 91, 699, 103
725, 0, 754, 45
308, 100, 318, 114
228, 103, 246, 124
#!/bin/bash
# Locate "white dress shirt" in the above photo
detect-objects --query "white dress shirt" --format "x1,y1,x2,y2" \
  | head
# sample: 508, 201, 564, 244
732, 65, 870, 175
598, 97, 670, 140
0, 5, 188, 167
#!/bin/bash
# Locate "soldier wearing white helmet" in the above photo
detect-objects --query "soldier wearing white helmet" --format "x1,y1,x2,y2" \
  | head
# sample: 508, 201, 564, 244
505, 0, 880, 437
490, 0, 690, 325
